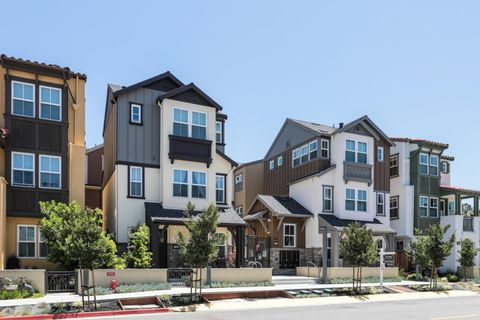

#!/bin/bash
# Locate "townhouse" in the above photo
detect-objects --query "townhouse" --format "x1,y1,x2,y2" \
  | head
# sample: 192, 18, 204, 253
239, 116, 395, 273
389, 138, 480, 271
101, 72, 245, 268
0, 55, 86, 270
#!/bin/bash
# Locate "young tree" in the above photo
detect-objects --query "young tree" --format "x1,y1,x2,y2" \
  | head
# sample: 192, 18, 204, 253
339, 222, 378, 293
125, 224, 153, 268
424, 224, 455, 289
178, 202, 219, 302
458, 238, 478, 281
407, 233, 431, 280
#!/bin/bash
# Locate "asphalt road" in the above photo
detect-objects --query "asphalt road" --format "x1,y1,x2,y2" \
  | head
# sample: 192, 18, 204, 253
84, 295, 480, 320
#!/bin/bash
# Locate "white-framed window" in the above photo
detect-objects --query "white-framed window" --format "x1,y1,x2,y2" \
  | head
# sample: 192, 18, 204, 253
346, 140, 367, 163
277, 156, 283, 166
12, 81, 35, 118
214, 233, 227, 258
269, 160, 275, 170
357, 142, 367, 164
441, 161, 449, 174
390, 196, 399, 219
17, 225, 36, 258
192, 171, 207, 199
12, 152, 35, 187
283, 224, 296, 247
173, 108, 189, 137
173, 169, 188, 197
292, 140, 317, 167
235, 206, 243, 215
215, 121, 223, 143
309, 141, 317, 160
320, 139, 329, 158
390, 154, 399, 177
39, 155, 61, 189
38, 230, 48, 258
345, 139, 356, 162
376, 193, 385, 216
448, 200, 456, 215
357, 190, 367, 212
130, 103, 142, 124
323, 186, 333, 212
419, 196, 429, 217
235, 174, 243, 184
419, 153, 429, 175
430, 197, 439, 218
430, 155, 439, 176
40, 86, 61, 121
346, 188, 356, 211
377, 146, 384, 161
129, 166, 143, 197
192, 111, 207, 139
216, 175, 225, 204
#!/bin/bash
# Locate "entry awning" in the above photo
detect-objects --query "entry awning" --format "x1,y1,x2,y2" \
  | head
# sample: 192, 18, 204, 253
318, 214, 396, 234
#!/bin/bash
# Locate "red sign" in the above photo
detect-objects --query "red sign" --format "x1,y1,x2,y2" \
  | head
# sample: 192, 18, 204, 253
107, 272, 115, 277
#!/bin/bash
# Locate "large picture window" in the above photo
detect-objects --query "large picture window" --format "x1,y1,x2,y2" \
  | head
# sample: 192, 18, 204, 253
39, 155, 61, 189
283, 224, 296, 247
18, 225, 36, 258
12, 152, 35, 187
173, 169, 188, 197
12, 81, 35, 117
292, 140, 317, 167
192, 171, 206, 199
40, 86, 61, 121
173, 108, 189, 137
129, 166, 143, 197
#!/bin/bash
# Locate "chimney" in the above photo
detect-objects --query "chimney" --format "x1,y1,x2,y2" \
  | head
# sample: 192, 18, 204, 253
339, 122, 344, 129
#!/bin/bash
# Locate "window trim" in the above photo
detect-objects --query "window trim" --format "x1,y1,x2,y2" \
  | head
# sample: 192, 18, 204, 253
39, 85, 62, 122
283, 223, 296, 248
277, 156, 283, 166
215, 174, 226, 204
39, 155, 62, 190
429, 197, 439, 218
419, 195, 429, 217
129, 102, 143, 125
215, 121, 223, 144
11, 80, 35, 118
17, 224, 36, 259
357, 189, 368, 212
191, 111, 208, 140
390, 196, 399, 220
235, 174, 243, 184
173, 168, 189, 198
389, 154, 399, 177
441, 161, 449, 174
345, 188, 356, 211
292, 140, 318, 168
269, 160, 275, 170
11, 151, 35, 188
429, 154, 439, 176
128, 165, 144, 198
419, 153, 429, 175
377, 146, 384, 162
376, 192, 385, 216
322, 185, 334, 213
235, 206, 243, 215
191, 170, 207, 199
320, 139, 330, 159
172, 107, 190, 137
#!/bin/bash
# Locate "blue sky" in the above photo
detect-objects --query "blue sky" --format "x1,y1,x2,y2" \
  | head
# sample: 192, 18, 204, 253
1, 1, 479, 188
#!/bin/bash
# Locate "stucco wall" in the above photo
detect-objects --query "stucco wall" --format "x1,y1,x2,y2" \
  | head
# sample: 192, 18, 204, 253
210, 267, 272, 283
0, 178, 6, 269
79, 269, 168, 292
0, 269, 46, 294
296, 267, 399, 279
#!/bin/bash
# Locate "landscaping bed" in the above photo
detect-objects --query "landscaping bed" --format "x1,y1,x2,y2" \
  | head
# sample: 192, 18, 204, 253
94, 282, 172, 295
329, 277, 402, 284
287, 286, 391, 298
209, 281, 273, 288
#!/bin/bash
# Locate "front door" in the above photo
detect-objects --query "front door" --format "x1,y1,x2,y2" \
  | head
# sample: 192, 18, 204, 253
279, 250, 299, 269
159, 229, 168, 268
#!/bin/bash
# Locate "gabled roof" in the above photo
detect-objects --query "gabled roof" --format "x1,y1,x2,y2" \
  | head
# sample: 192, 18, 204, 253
247, 195, 313, 218
391, 137, 449, 149
216, 149, 238, 167
112, 71, 184, 97
156, 83, 223, 110
339, 115, 395, 146
288, 118, 337, 135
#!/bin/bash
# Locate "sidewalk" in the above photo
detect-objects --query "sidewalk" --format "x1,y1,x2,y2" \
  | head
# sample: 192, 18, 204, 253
0, 280, 428, 308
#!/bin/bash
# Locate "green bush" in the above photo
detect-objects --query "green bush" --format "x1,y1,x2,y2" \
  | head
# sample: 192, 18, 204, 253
329, 276, 402, 284
209, 281, 273, 288
0, 288, 31, 300
409, 284, 451, 292
124, 224, 152, 269
447, 274, 460, 282
95, 282, 172, 295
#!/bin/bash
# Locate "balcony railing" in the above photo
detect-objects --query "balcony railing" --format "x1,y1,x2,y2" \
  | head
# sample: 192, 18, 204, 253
463, 216, 474, 232
343, 161, 372, 185
169, 135, 212, 167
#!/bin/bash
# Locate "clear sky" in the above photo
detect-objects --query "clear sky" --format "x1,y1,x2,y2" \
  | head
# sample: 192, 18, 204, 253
1, 1, 479, 189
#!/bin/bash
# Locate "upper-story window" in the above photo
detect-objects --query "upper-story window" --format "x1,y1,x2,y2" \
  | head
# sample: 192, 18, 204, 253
12, 81, 35, 118
419, 195, 429, 217
320, 139, 329, 158
345, 188, 356, 211
346, 140, 356, 162
191, 171, 207, 198
430, 155, 439, 176
216, 175, 225, 204
192, 112, 207, 139
441, 161, 449, 174
39, 155, 61, 189
323, 186, 333, 212
346, 188, 367, 212
429, 197, 438, 218
129, 166, 143, 197
173, 169, 188, 197
18, 225, 36, 258
130, 103, 142, 124
292, 141, 317, 167
376, 193, 385, 216
12, 152, 35, 187
390, 196, 399, 219
235, 174, 243, 184
173, 108, 189, 137
357, 190, 367, 212
419, 153, 429, 175
283, 224, 296, 247
269, 160, 275, 170
215, 121, 223, 144
390, 154, 399, 177
357, 142, 367, 163
345, 140, 367, 163
377, 146, 384, 161
277, 156, 283, 166
40, 86, 61, 121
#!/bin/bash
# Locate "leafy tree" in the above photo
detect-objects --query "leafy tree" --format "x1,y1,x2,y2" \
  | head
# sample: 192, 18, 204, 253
407, 233, 431, 280
125, 224, 152, 268
178, 202, 219, 302
458, 238, 478, 281
424, 224, 455, 289
339, 222, 378, 292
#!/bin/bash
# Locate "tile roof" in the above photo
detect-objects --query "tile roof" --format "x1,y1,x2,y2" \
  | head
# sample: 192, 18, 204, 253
440, 185, 480, 195
391, 137, 449, 149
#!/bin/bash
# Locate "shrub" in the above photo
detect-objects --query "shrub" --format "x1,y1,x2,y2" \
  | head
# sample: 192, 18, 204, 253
447, 274, 460, 282
406, 273, 418, 281
0, 289, 31, 300
329, 276, 402, 284
409, 284, 451, 292
95, 282, 172, 295
124, 224, 152, 269
209, 281, 273, 288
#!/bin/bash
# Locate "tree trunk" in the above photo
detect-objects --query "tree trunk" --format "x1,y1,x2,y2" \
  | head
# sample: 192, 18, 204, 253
359, 267, 363, 293
79, 263, 84, 311
91, 269, 97, 310
415, 264, 420, 280
199, 267, 203, 298
352, 266, 356, 292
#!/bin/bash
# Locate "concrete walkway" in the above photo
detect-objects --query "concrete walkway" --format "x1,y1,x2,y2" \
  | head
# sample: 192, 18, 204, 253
0, 280, 428, 308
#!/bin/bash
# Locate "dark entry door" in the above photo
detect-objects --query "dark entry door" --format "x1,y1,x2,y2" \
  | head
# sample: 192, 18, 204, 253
159, 229, 168, 268
279, 250, 299, 269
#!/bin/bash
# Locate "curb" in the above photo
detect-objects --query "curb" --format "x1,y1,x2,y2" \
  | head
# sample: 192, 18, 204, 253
2, 307, 169, 319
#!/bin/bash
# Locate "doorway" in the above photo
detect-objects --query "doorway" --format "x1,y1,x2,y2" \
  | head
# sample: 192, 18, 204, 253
159, 228, 168, 268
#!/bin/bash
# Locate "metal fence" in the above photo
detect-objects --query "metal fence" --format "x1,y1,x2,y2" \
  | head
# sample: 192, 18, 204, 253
167, 268, 192, 287
463, 216, 474, 232
45, 271, 77, 293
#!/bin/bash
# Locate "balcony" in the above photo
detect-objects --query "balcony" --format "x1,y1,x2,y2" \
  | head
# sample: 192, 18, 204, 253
168, 135, 212, 167
343, 161, 372, 185
463, 216, 474, 232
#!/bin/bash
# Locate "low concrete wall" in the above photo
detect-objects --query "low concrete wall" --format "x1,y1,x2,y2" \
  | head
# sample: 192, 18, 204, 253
296, 267, 399, 279
0, 269, 46, 294
457, 266, 480, 279
210, 268, 272, 283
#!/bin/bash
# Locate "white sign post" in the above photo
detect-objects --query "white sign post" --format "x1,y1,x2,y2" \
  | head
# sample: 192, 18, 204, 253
379, 248, 396, 289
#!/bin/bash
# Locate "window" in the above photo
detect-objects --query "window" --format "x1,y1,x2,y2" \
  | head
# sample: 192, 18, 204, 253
309, 141, 317, 160
376, 193, 385, 216
40, 86, 61, 121
214, 233, 226, 258
390, 196, 399, 219
269, 160, 275, 170
345, 140, 356, 162
292, 140, 317, 167
235, 206, 243, 215
130, 103, 142, 124
12, 152, 34, 187
320, 139, 329, 158
283, 224, 296, 247
396, 240, 404, 251
376, 239, 384, 250
215, 121, 223, 143
441, 161, 449, 174
323, 186, 333, 212
18, 225, 36, 258
419, 153, 429, 175
38, 230, 48, 258
129, 166, 143, 197
216, 175, 225, 204
173, 169, 188, 197
390, 154, 399, 177
430, 197, 439, 218
345, 188, 356, 211
12, 81, 34, 117
192, 171, 206, 198
39, 155, 61, 189
357, 142, 367, 163
448, 200, 455, 215
192, 111, 207, 139
173, 108, 189, 137
419, 196, 429, 217
357, 190, 367, 212
277, 156, 283, 166
377, 146, 384, 161
430, 155, 439, 176
235, 174, 243, 184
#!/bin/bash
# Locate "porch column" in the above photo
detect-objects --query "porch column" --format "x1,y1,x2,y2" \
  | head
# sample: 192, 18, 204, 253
151, 223, 160, 268
455, 194, 461, 215
474, 196, 479, 216
235, 226, 245, 268
331, 231, 340, 267
387, 234, 395, 252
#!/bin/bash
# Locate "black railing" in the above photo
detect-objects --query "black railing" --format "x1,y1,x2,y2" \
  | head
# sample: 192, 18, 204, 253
168, 135, 212, 167
343, 161, 372, 184
45, 271, 77, 293
463, 216, 474, 232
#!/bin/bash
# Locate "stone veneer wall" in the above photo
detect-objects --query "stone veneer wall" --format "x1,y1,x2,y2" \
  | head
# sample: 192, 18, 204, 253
270, 248, 306, 274
304, 247, 322, 266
